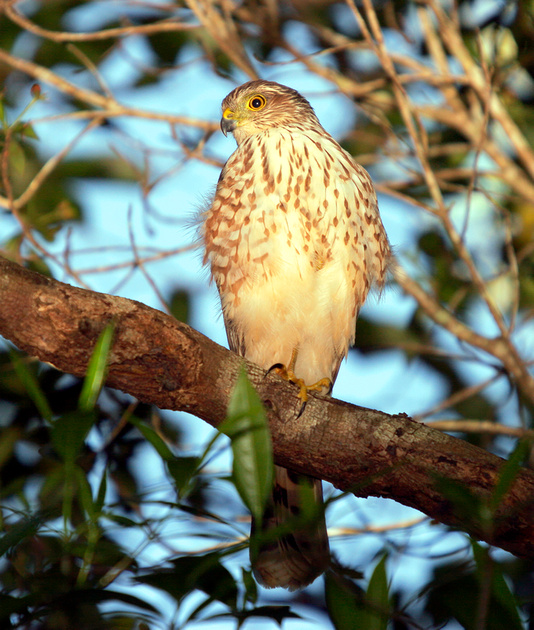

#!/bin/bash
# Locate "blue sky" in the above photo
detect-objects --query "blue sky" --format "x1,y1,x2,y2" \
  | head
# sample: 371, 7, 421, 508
1, 2, 530, 627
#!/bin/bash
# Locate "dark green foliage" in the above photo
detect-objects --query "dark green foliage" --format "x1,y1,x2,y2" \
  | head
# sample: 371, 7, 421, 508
1, 0, 534, 628
169, 288, 191, 324
425, 542, 524, 630
326, 556, 406, 630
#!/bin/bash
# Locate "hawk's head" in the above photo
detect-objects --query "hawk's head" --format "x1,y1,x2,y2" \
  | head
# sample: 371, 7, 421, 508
220, 80, 321, 144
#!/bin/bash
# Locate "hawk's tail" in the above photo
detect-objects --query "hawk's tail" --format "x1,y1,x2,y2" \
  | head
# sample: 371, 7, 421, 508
250, 465, 330, 590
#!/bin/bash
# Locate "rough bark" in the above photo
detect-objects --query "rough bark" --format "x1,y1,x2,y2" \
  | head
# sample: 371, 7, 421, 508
1, 254, 534, 558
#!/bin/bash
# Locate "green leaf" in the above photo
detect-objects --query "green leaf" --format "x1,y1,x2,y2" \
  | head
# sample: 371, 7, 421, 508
364, 554, 390, 630
241, 567, 258, 606
0, 511, 48, 558
52, 588, 159, 614
491, 439, 531, 513
79, 322, 115, 412
220, 369, 273, 523
425, 545, 523, 630
20, 122, 39, 140
471, 542, 523, 630
0, 593, 35, 623
176, 503, 232, 526
129, 415, 174, 460
326, 558, 389, 630
169, 289, 190, 323
325, 570, 366, 630
51, 409, 96, 463
73, 464, 95, 519
0, 426, 20, 469
434, 476, 490, 532
136, 551, 238, 609
9, 350, 52, 422
95, 470, 107, 513
215, 605, 302, 626
129, 416, 201, 495
166, 456, 201, 496
8, 138, 26, 174
104, 513, 139, 528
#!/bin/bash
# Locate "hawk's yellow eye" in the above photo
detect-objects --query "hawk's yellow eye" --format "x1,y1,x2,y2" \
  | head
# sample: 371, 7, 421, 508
247, 95, 266, 111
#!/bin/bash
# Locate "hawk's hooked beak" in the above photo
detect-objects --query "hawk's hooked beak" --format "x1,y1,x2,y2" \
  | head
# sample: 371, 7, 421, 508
221, 108, 237, 137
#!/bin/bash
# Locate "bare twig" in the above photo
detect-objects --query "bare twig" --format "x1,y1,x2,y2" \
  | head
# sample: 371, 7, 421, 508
0, 48, 216, 131
3, 2, 200, 42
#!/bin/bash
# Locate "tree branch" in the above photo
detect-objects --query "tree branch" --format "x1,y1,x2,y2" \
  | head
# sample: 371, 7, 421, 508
1, 254, 534, 558
0, 48, 217, 131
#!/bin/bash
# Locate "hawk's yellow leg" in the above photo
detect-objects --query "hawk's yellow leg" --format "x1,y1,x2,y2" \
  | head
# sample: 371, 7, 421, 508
271, 348, 332, 403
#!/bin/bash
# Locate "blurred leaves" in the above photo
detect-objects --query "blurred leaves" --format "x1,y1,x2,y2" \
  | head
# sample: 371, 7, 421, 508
51, 409, 96, 465
136, 551, 238, 609
170, 288, 191, 323
425, 542, 524, 630
129, 414, 201, 498
9, 350, 53, 423
0, 0, 533, 628
0, 510, 49, 559
326, 556, 391, 630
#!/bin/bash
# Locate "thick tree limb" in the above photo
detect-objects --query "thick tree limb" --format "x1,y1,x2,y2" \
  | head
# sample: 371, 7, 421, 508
1, 254, 534, 558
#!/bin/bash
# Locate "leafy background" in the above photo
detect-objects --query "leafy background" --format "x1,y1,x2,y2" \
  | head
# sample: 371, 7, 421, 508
0, 0, 533, 628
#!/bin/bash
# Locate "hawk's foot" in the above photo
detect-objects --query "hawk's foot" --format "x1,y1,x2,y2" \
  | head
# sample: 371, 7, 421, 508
268, 363, 332, 416
306, 377, 333, 396
269, 363, 308, 401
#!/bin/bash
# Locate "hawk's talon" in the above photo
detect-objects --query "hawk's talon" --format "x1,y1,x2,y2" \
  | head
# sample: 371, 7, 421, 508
306, 377, 333, 396
269, 362, 332, 409
267, 363, 286, 375
296, 400, 307, 419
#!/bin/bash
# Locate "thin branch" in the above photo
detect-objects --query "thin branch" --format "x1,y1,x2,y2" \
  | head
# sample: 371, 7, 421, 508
428, 0, 534, 182
185, 0, 257, 79
348, 0, 447, 212
3, 2, 201, 42
0, 48, 216, 131
0, 117, 104, 212
393, 264, 534, 403
412, 375, 500, 423
426, 420, 534, 439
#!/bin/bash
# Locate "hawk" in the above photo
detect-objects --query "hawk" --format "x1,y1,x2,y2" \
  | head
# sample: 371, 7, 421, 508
203, 80, 390, 590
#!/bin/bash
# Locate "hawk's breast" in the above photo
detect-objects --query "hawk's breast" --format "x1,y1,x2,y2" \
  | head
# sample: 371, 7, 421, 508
203, 125, 389, 381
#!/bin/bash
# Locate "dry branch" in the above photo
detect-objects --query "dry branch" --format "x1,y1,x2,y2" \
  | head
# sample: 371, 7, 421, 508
0, 48, 217, 131
3, 1, 200, 41
2, 254, 534, 559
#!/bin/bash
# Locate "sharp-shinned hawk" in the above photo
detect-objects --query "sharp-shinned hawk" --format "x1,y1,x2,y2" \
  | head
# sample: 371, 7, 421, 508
203, 80, 390, 590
